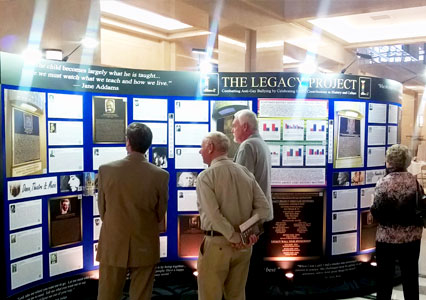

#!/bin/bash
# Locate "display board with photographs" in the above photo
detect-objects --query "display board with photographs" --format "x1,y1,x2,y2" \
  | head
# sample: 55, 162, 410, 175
0, 52, 403, 297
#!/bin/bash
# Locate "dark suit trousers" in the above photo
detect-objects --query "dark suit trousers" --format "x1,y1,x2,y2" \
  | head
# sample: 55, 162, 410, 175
376, 239, 421, 300
245, 221, 270, 300
97, 263, 156, 300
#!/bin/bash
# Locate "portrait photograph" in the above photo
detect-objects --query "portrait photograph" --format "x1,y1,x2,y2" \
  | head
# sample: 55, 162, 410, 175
60, 174, 83, 192
83, 172, 96, 196
92, 96, 127, 144
351, 170, 366, 186
332, 172, 350, 187
152, 147, 168, 168
48, 195, 82, 247
176, 172, 198, 187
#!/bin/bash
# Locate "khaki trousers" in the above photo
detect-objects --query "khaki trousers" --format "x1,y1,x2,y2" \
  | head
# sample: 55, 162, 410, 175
197, 236, 252, 300
97, 263, 156, 300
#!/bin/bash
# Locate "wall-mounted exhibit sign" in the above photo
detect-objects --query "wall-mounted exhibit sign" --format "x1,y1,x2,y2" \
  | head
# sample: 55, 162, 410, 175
0, 52, 402, 299
265, 189, 325, 260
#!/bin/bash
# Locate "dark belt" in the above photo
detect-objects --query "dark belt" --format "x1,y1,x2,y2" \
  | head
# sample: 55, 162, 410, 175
204, 230, 223, 237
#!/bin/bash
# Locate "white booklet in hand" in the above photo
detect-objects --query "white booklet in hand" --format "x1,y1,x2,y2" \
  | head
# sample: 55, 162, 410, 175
239, 214, 264, 245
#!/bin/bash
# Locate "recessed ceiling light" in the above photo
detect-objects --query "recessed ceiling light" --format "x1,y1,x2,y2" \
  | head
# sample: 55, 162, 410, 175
44, 49, 63, 60
218, 35, 246, 49
257, 41, 283, 49
370, 15, 390, 21
309, 6, 426, 44
100, 0, 192, 31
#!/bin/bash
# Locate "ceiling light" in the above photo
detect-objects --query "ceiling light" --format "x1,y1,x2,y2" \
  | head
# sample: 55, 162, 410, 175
100, 0, 192, 31
192, 48, 207, 55
309, 6, 426, 44
81, 37, 99, 49
44, 49, 63, 60
101, 17, 167, 39
218, 35, 246, 49
62, 37, 99, 62
257, 41, 283, 49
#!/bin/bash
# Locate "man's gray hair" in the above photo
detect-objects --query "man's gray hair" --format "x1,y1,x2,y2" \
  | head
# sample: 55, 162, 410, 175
234, 109, 258, 132
204, 131, 230, 153
386, 144, 412, 170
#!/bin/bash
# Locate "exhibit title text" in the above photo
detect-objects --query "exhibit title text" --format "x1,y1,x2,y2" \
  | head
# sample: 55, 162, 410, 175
221, 76, 357, 90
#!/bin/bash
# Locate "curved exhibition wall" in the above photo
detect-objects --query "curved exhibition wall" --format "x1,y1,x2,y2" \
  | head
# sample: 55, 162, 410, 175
0, 52, 402, 299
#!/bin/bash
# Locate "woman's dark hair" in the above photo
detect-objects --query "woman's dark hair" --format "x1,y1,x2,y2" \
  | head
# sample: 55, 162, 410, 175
126, 123, 152, 153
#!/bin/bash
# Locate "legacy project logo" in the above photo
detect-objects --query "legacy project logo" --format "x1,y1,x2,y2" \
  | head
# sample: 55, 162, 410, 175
358, 77, 371, 99
200, 73, 219, 96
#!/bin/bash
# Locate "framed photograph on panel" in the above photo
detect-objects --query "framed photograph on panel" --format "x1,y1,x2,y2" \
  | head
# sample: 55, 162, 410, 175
178, 214, 203, 258
334, 108, 364, 168
176, 172, 198, 187
48, 195, 82, 247
5, 89, 47, 177
360, 210, 377, 251
60, 174, 83, 192
93, 96, 127, 143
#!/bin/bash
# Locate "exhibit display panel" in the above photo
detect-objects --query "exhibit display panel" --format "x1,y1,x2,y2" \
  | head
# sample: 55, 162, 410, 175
0, 52, 402, 299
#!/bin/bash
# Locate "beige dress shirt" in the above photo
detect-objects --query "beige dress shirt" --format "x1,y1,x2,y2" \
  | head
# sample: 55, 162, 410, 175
196, 155, 271, 243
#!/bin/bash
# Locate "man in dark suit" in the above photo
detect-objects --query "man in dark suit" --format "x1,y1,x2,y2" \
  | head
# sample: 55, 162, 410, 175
96, 123, 169, 300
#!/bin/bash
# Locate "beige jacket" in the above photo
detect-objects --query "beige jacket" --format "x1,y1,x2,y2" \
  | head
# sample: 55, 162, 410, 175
96, 152, 169, 267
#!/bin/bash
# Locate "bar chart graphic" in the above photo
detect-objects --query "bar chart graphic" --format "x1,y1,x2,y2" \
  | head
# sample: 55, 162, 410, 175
282, 119, 304, 141
306, 120, 327, 141
259, 119, 281, 140
268, 144, 281, 166
306, 146, 326, 166
282, 146, 304, 166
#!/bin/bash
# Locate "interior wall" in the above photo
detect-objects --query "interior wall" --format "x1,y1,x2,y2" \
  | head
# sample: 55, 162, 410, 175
256, 46, 284, 72
100, 28, 168, 70
218, 41, 246, 72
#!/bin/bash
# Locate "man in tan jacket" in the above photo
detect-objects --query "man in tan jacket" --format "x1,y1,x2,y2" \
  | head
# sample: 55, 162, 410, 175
96, 123, 169, 300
